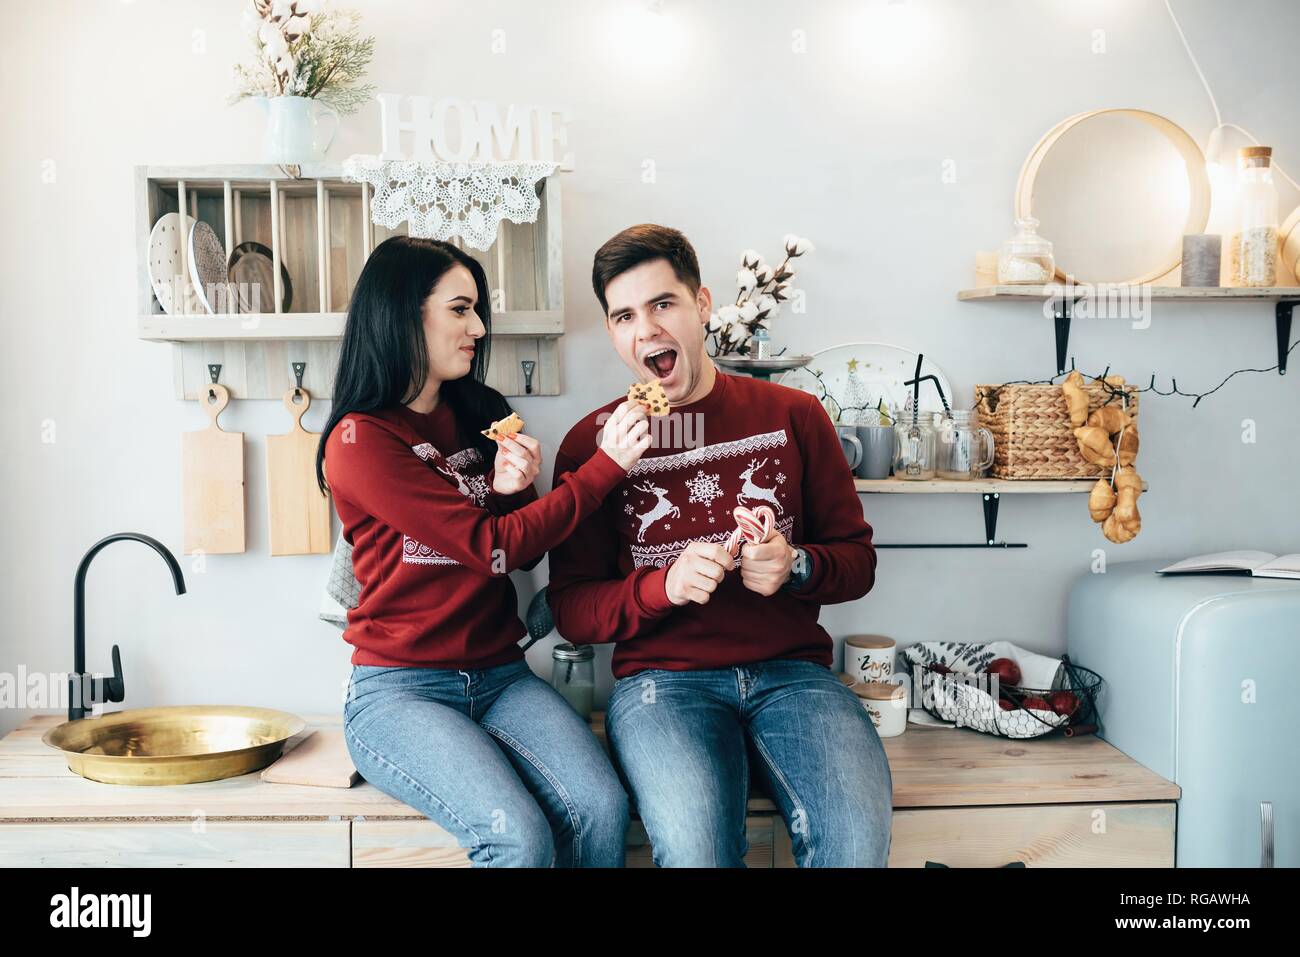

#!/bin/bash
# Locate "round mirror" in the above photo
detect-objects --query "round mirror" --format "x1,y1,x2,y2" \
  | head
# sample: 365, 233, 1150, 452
1017, 109, 1210, 285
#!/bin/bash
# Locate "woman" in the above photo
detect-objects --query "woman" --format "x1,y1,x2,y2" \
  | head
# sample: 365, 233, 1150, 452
318, 235, 649, 867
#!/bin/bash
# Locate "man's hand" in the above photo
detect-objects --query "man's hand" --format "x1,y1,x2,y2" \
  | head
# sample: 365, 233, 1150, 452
739, 531, 795, 596
665, 541, 735, 606
491, 433, 541, 495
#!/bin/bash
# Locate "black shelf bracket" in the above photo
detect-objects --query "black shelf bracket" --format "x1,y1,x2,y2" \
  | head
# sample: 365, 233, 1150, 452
1051, 296, 1078, 376
874, 492, 1028, 549
1277, 301, 1296, 376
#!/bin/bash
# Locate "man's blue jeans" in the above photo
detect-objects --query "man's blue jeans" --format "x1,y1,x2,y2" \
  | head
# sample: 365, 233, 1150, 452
606, 659, 893, 867
343, 658, 628, 867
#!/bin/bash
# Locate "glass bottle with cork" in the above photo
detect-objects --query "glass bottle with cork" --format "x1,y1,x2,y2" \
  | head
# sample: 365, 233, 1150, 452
1230, 146, 1278, 287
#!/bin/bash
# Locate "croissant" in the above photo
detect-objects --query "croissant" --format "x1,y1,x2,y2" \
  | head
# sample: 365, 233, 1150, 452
1116, 426, 1139, 466
1088, 478, 1116, 523
1109, 468, 1143, 538
1087, 405, 1131, 433
1061, 370, 1089, 427
1074, 426, 1116, 466
1103, 510, 1140, 543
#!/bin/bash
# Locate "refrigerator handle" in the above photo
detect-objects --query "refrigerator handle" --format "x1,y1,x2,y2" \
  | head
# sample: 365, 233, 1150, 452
1260, 802, 1274, 868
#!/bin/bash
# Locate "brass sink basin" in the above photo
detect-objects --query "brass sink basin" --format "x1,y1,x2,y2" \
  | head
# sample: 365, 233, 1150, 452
42, 705, 306, 786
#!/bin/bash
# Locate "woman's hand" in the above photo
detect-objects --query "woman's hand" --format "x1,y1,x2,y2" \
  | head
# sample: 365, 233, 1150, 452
600, 400, 652, 471
491, 433, 542, 495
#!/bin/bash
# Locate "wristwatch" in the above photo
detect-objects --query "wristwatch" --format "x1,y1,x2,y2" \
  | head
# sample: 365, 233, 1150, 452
783, 546, 812, 592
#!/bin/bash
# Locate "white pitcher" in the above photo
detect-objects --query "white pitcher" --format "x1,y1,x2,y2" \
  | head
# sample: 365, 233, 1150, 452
259, 95, 340, 165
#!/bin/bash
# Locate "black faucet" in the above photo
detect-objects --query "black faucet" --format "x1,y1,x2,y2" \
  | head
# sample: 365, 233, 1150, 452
69, 533, 186, 722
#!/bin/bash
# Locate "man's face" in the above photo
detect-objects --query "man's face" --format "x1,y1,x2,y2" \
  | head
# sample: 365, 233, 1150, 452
604, 258, 713, 404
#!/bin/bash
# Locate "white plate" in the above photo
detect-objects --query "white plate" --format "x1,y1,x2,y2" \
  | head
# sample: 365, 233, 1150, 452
778, 341, 954, 424
147, 212, 200, 315
188, 221, 228, 315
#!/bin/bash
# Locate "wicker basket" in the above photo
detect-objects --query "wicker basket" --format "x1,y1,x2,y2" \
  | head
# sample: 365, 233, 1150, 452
974, 382, 1139, 480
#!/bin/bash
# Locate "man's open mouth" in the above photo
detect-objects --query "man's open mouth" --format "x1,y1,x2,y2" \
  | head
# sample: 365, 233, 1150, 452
644, 347, 677, 378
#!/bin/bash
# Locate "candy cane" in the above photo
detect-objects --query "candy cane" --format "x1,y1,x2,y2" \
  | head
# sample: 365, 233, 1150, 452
725, 505, 775, 558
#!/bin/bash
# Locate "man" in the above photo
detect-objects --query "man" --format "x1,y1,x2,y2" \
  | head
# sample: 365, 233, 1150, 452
547, 224, 892, 867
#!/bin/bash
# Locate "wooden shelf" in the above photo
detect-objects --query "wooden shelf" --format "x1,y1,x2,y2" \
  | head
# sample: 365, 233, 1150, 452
137, 309, 563, 342
136, 164, 566, 397
855, 477, 1110, 494
958, 284, 1299, 376
958, 285, 1300, 302
855, 476, 1148, 548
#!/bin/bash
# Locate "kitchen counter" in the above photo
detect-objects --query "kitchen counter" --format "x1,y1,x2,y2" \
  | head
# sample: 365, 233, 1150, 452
0, 712, 1179, 867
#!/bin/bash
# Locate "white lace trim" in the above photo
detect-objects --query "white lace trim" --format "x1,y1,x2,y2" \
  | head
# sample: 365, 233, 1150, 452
342, 155, 558, 251
626, 429, 788, 478
628, 515, 796, 569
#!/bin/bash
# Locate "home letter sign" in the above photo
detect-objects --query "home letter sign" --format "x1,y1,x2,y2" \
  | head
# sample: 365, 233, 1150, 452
376, 93, 574, 169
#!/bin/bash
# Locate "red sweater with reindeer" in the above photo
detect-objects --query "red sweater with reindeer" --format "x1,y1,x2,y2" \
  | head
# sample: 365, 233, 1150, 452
548, 371, 877, 679
324, 400, 628, 669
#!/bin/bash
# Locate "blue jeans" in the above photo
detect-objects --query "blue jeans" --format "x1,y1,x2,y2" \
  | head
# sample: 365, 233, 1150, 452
606, 659, 893, 867
343, 658, 628, 867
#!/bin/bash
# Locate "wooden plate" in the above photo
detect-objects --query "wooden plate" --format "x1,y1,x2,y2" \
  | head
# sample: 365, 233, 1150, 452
227, 241, 292, 313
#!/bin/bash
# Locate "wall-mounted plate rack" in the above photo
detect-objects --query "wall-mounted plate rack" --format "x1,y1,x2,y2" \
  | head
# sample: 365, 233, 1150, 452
854, 476, 1148, 548
135, 164, 565, 399
958, 285, 1300, 377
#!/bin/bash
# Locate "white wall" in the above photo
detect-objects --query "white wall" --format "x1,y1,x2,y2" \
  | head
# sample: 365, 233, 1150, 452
3, 0, 1298, 738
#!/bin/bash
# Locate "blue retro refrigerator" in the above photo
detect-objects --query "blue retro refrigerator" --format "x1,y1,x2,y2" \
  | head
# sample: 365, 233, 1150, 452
1066, 559, 1300, 867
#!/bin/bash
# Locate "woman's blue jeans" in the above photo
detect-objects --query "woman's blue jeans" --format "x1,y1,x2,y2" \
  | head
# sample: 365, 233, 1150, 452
606, 659, 894, 867
343, 658, 629, 867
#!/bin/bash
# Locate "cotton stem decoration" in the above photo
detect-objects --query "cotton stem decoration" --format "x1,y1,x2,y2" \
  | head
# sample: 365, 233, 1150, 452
707, 235, 813, 357
1063, 370, 1144, 544
231, 0, 376, 114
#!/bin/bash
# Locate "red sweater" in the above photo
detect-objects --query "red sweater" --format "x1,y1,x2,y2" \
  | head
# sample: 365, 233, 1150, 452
548, 371, 876, 679
324, 401, 627, 668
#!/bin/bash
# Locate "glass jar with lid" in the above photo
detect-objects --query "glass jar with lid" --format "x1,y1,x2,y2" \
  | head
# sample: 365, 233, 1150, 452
997, 216, 1055, 284
551, 643, 595, 719
1230, 146, 1278, 287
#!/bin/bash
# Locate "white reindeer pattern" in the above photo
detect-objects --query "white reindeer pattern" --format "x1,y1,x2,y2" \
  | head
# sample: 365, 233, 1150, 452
434, 461, 472, 499
737, 458, 783, 514
633, 481, 681, 542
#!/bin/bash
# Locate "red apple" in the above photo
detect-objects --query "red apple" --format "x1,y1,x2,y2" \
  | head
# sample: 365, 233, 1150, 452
1021, 696, 1051, 711
987, 657, 1022, 687
997, 699, 1017, 711
1048, 691, 1080, 717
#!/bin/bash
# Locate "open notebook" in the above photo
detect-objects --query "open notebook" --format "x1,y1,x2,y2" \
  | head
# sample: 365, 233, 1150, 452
1158, 550, 1300, 580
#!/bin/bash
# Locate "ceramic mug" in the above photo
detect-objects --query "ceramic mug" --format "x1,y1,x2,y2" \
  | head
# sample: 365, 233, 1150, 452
854, 425, 895, 479
844, 635, 895, 684
835, 426, 863, 472
853, 681, 908, 737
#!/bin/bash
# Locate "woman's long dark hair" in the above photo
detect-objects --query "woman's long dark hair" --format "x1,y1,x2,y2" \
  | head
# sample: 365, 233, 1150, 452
316, 235, 512, 494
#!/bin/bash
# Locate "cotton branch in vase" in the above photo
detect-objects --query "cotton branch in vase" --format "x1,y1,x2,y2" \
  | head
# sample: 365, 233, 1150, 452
230, 0, 376, 115
707, 235, 813, 357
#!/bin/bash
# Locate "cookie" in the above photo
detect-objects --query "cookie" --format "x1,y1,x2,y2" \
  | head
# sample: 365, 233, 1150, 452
627, 378, 669, 416
481, 411, 524, 442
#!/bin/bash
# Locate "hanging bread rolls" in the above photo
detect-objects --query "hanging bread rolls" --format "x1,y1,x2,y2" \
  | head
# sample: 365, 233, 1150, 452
1068, 374, 1143, 543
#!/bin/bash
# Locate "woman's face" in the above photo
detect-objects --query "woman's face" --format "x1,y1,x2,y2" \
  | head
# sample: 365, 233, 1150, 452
422, 263, 486, 384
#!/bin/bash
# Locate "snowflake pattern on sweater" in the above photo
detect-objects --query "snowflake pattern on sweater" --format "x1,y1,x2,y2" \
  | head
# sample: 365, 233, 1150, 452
402, 443, 489, 565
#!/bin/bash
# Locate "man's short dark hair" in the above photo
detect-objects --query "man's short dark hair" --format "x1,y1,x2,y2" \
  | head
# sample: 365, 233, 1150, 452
591, 224, 701, 315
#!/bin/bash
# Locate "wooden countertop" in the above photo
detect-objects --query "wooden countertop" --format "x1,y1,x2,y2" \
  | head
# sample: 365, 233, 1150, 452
0, 712, 1178, 822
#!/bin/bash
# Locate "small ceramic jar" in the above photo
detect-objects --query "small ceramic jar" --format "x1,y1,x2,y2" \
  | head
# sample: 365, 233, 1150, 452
853, 681, 908, 737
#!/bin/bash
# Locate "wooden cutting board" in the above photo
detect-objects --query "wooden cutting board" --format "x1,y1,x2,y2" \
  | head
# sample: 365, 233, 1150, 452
181, 382, 245, 554
260, 730, 358, 788
267, 386, 330, 555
